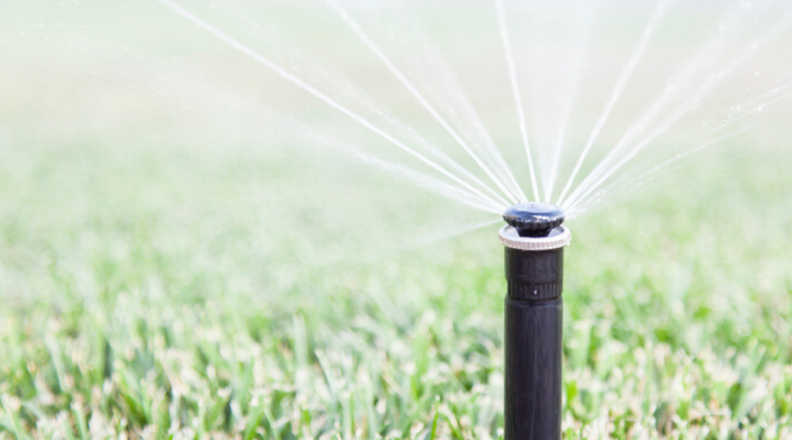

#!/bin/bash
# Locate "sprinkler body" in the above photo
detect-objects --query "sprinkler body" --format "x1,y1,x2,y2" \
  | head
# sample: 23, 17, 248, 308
500, 203, 570, 440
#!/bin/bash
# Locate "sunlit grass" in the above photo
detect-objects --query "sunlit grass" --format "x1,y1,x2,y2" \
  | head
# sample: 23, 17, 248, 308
1, 134, 791, 439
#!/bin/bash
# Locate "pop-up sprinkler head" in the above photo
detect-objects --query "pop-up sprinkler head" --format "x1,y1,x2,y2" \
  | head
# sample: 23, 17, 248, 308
499, 201, 570, 440
502, 202, 565, 237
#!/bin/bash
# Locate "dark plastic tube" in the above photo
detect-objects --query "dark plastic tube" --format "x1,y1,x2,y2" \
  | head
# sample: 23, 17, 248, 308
503, 247, 564, 440
500, 202, 568, 440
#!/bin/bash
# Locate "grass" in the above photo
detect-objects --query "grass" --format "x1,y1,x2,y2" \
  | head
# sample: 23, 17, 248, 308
1, 131, 792, 439
2, 2, 792, 439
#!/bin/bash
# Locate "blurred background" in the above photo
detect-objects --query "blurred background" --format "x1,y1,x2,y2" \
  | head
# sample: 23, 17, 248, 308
1, 0, 791, 438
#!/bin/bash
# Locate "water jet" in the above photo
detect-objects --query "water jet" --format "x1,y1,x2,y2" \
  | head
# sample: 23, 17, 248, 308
500, 202, 571, 439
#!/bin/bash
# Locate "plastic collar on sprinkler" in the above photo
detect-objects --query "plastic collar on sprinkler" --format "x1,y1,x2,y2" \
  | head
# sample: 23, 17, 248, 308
500, 202, 571, 251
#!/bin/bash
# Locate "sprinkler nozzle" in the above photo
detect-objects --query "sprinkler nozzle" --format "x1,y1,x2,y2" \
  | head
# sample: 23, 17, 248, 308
503, 202, 565, 238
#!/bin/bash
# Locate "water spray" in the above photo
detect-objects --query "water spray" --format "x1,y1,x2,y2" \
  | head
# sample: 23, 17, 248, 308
500, 202, 571, 439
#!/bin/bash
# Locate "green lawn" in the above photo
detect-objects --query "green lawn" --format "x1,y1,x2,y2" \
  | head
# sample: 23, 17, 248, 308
1, 131, 792, 439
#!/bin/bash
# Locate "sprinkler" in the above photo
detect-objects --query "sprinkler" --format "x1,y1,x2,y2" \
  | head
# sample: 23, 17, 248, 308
500, 202, 571, 440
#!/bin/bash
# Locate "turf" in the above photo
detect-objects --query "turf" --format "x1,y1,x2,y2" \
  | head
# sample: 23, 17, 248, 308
1, 130, 792, 440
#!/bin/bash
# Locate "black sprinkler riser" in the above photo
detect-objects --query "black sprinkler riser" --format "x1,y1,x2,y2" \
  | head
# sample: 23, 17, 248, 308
500, 202, 569, 440
504, 246, 564, 440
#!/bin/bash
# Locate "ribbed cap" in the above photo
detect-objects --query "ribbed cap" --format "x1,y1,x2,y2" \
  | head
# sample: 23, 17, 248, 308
502, 202, 565, 237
